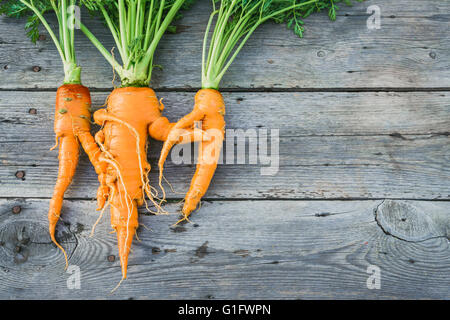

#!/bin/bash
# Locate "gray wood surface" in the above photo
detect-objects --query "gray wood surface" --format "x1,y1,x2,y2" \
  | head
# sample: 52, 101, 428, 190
1, 91, 449, 139
0, 199, 449, 299
1, 91, 448, 200
1, 134, 449, 200
0, 0, 449, 300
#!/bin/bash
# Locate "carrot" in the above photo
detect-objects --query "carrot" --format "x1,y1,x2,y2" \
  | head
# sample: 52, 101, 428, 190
92, 87, 200, 279
81, 0, 194, 282
92, 89, 203, 281
158, 0, 351, 222
49, 84, 96, 265
0, 1, 105, 267
93, 88, 164, 280
159, 89, 225, 219
49, 84, 107, 265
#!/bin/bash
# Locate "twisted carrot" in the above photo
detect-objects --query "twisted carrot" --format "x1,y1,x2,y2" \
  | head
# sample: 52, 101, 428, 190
158, 89, 225, 221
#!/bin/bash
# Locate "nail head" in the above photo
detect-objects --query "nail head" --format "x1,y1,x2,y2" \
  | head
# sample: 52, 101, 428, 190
12, 206, 21, 214
15, 171, 25, 179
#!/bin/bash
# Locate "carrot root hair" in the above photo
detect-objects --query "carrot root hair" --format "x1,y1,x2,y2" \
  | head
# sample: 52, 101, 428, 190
49, 223, 69, 269
90, 200, 110, 237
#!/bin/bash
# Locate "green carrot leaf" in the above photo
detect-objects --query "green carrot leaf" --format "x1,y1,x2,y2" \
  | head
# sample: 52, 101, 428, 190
81, 0, 196, 87
201, 0, 365, 89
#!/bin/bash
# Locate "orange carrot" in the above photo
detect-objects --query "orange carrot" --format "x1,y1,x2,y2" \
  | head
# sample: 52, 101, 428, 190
49, 84, 104, 267
81, 0, 195, 283
159, 89, 225, 221
158, 0, 328, 223
1, 1, 109, 267
93, 87, 204, 279
93, 87, 199, 279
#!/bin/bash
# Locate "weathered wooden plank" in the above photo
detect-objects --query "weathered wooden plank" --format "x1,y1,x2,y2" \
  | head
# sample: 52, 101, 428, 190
1, 131, 449, 199
0, 199, 448, 299
1, 91, 449, 141
0, 0, 448, 89
1, 160, 448, 200
1, 91, 447, 200
3, 133, 449, 168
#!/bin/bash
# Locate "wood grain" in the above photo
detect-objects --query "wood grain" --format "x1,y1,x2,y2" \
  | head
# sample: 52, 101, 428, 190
1, 134, 449, 199
0, 91, 448, 199
0, 0, 449, 300
1, 91, 449, 141
376, 200, 450, 242
0, 96, 450, 199
0, 198, 448, 299
0, 0, 448, 89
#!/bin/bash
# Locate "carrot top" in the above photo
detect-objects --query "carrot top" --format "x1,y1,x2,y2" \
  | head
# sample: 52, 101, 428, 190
81, 0, 194, 87
0, 0, 89, 84
201, 0, 362, 90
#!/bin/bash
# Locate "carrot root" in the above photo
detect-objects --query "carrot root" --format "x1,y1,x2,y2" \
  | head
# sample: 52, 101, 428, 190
91, 87, 171, 279
47, 84, 103, 268
49, 134, 79, 269
158, 89, 225, 221
87, 87, 210, 279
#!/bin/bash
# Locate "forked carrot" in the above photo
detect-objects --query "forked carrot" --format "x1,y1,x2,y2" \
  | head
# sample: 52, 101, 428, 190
81, 0, 195, 281
0, 0, 105, 267
158, 0, 348, 222
92, 87, 166, 278
159, 89, 225, 218
49, 84, 102, 265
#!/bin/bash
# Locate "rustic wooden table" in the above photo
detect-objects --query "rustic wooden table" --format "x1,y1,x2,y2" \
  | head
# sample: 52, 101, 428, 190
0, 0, 449, 299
